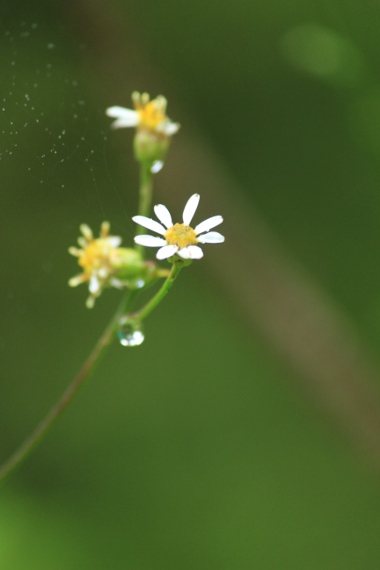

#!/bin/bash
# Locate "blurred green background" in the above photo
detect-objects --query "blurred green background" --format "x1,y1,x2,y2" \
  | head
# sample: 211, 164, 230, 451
2, 0, 380, 568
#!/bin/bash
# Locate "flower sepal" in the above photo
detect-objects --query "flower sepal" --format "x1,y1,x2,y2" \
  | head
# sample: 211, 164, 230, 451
110, 247, 144, 278
166, 256, 193, 267
133, 129, 171, 168
113, 252, 167, 290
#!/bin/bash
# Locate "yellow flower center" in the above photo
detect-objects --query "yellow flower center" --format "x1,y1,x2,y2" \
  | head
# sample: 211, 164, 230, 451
136, 100, 166, 130
165, 223, 197, 249
79, 240, 112, 277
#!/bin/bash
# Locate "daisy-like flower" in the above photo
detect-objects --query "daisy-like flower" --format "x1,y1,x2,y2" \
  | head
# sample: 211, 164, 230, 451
68, 222, 126, 308
133, 194, 224, 261
106, 91, 180, 136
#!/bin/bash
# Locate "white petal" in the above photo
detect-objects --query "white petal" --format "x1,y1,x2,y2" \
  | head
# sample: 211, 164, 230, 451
194, 215, 223, 235
151, 161, 164, 173
106, 236, 122, 248
178, 245, 203, 260
68, 246, 81, 257
132, 215, 166, 235
106, 106, 134, 118
196, 231, 225, 244
89, 276, 101, 294
68, 275, 85, 287
86, 296, 95, 309
77, 237, 88, 248
110, 278, 124, 289
157, 120, 180, 136
156, 245, 178, 260
80, 224, 93, 240
154, 204, 173, 229
165, 121, 180, 135
97, 268, 108, 279
134, 235, 167, 247
100, 221, 110, 237
106, 106, 139, 128
182, 194, 200, 226
110, 118, 136, 129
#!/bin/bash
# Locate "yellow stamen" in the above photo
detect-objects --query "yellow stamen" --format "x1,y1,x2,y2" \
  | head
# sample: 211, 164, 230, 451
78, 239, 112, 277
133, 92, 167, 130
165, 223, 197, 249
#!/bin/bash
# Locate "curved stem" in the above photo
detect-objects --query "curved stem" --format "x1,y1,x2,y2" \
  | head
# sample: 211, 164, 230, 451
132, 261, 182, 322
0, 290, 137, 485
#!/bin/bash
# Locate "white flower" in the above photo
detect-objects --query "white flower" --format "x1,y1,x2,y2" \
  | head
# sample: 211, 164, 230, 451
133, 194, 224, 261
106, 91, 180, 136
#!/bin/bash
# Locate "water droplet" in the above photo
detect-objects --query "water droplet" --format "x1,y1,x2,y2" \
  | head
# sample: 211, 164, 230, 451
118, 316, 144, 347
151, 160, 164, 173
47, 43, 55, 49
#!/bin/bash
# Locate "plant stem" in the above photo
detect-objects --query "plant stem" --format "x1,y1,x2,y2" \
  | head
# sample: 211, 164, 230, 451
139, 162, 153, 218
135, 163, 153, 257
132, 261, 182, 322
0, 290, 137, 485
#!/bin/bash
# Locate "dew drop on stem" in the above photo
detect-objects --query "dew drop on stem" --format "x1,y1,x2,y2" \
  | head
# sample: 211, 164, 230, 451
118, 316, 144, 347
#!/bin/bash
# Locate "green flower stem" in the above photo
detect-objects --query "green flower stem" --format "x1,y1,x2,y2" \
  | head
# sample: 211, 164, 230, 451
132, 260, 182, 322
138, 162, 153, 219
0, 290, 137, 485
135, 162, 153, 258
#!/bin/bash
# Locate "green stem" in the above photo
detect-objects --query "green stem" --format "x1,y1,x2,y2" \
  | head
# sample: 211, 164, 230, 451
0, 290, 137, 485
135, 163, 153, 258
132, 261, 182, 322
138, 162, 153, 218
